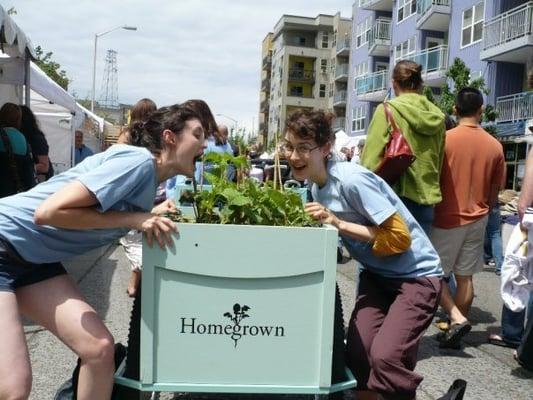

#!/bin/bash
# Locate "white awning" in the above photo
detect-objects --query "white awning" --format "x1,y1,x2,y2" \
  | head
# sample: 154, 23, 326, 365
0, 5, 36, 58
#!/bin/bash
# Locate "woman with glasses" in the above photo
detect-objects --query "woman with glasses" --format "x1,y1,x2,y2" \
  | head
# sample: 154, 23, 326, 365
0, 104, 206, 400
284, 109, 442, 400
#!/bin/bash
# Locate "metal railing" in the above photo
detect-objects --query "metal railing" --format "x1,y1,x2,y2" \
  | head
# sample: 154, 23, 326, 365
496, 91, 533, 122
335, 64, 350, 78
288, 69, 315, 82
287, 92, 314, 99
336, 38, 350, 53
334, 90, 347, 103
369, 19, 391, 48
402, 45, 448, 74
360, 0, 391, 9
482, 2, 533, 51
355, 70, 389, 95
332, 118, 346, 131
416, 0, 450, 17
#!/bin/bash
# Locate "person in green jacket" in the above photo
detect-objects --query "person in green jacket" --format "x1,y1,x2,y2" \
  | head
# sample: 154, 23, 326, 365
361, 60, 445, 235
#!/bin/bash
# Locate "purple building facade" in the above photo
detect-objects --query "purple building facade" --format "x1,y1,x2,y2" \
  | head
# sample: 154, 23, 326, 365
346, 0, 533, 189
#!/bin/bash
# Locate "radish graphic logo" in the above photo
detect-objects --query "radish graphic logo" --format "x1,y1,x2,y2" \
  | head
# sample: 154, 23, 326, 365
224, 303, 251, 347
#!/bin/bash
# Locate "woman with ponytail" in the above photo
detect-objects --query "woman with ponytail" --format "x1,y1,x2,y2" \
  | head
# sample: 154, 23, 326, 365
361, 60, 445, 235
0, 104, 206, 400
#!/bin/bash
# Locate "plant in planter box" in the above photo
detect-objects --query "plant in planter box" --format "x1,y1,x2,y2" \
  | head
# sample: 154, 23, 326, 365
176, 152, 319, 227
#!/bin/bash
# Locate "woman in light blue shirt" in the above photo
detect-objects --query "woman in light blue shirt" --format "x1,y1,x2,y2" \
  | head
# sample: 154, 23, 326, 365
284, 109, 442, 400
0, 104, 206, 400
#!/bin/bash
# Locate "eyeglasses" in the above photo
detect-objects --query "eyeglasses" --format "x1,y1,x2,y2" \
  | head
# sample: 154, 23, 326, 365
280, 143, 320, 157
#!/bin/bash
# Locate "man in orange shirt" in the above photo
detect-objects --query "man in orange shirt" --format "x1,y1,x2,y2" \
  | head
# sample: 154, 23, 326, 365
431, 88, 506, 349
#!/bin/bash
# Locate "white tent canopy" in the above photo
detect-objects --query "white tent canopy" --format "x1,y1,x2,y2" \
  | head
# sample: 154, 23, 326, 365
0, 5, 36, 58
334, 130, 365, 151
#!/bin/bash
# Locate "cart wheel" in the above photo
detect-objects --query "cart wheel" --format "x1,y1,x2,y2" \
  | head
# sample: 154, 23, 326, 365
117, 283, 142, 400
331, 283, 347, 385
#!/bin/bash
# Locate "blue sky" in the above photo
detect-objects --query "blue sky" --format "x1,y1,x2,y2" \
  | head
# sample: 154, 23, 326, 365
11, 0, 353, 132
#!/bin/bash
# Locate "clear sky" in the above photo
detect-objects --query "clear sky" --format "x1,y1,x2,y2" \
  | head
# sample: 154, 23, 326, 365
10, 0, 353, 133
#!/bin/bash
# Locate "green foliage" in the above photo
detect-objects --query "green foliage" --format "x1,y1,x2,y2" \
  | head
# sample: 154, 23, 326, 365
34, 45, 70, 90
191, 153, 319, 227
425, 58, 497, 133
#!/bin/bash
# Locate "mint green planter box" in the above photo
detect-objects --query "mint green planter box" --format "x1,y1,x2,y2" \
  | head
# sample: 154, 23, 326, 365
115, 223, 356, 395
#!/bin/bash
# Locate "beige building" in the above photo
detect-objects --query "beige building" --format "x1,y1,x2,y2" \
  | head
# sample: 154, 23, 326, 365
260, 13, 351, 145
259, 33, 273, 145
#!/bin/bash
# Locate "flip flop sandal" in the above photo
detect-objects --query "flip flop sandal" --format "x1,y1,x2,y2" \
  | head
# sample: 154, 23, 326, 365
439, 321, 472, 349
487, 333, 519, 349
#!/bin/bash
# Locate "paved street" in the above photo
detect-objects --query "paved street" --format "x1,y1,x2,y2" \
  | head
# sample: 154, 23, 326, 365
26, 244, 533, 400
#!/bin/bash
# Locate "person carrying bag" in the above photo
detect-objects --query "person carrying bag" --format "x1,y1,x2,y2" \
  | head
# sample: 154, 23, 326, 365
361, 60, 445, 234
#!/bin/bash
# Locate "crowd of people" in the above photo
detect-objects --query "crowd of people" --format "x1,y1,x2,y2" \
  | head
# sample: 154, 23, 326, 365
0, 60, 531, 400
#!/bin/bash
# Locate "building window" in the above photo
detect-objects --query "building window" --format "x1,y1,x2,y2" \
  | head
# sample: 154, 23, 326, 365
354, 61, 368, 78
329, 83, 334, 98
356, 17, 371, 48
333, 30, 337, 46
319, 84, 326, 98
461, 2, 484, 48
394, 36, 417, 64
322, 32, 329, 48
397, 0, 416, 23
290, 86, 303, 97
321, 59, 328, 73
352, 106, 366, 132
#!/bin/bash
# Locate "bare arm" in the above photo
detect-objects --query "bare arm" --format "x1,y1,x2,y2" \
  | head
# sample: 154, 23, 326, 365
518, 149, 533, 221
305, 202, 411, 256
34, 155, 50, 174
34, 180, 176, 248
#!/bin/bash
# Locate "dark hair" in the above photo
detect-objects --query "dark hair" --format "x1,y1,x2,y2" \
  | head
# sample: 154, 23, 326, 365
285, 109, 335, 146
455, 87, 483, 118
0, 102, 22, 129
20, 105, 46, 141
128, 104, 201, 154
180, 99, 225, 144
130, 98, 157, 123
392, 60, 424, 92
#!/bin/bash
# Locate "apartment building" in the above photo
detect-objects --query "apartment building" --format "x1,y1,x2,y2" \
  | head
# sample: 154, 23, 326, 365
347, 0, 533, 189
259, 33, 274, 145
260, 13, 352, 144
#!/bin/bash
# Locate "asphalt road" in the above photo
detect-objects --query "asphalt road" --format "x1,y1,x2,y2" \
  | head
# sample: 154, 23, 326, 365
25, 244, 533, 400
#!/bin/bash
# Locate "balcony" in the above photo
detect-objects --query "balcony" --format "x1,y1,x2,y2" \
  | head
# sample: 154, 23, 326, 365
335, 64, 349, 82
288, 69, 315, 83
333, 90, 347, 107
368, 19, 391, 57
496, 91, 533, 123
260, 96, 269, 110
333, 118, 346, 132
336, 38, 350, 57
261, 77, 271, 91
262, 54, 272, 68
481, 2, 533, 63
355, 70, 389, 102
402, 45, 448, 87
416, 0, 451, 31
360, 0, 393, 11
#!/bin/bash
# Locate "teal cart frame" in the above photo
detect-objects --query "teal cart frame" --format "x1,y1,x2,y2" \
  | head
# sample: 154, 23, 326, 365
114, 223, 356, 397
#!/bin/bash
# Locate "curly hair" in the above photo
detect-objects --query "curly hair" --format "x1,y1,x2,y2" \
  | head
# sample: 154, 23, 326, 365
285, 109, 336, 146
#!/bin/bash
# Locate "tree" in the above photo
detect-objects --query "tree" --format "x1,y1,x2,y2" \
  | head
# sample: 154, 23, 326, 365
34, 45, 70, 91
424, 57, 497, 134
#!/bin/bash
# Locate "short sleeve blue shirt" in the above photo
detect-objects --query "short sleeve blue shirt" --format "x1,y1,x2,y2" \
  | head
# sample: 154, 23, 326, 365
312, 162, 442, 279
0, 144, 158, 263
